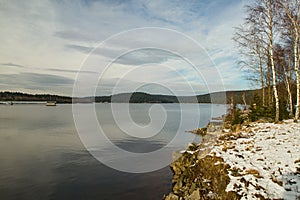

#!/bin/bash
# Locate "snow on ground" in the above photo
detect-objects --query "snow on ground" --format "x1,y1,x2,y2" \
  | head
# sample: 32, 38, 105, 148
212, 120, 300, 199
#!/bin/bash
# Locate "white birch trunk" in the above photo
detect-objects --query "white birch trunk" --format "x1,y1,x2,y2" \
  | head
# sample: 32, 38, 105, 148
284, 64, 294, 117
280, 0, 300, 120
267, 0, 280, 122
259, 54, 265, 107
294, 30, 299, 120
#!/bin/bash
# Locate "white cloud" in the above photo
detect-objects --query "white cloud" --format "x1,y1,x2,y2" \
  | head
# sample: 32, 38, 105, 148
0, 0, 251, 95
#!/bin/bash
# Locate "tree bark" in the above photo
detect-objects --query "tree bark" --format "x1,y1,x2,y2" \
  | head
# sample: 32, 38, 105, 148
259, 54, 265, 106
294, 30, 299, 120
267, 56, 272, 107
283, 61, 294, 117
278, 0, 300, 119
266, 0, 280, 122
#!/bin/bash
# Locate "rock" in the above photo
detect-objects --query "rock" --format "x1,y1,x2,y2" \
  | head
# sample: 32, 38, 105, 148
206, 191, 217, 199
164, 193, 179, 200
187, 188, 200, 200
196, 128, 207, 136
165, 119, 242, 200
166, 151, 240, 199
207, 121, 223, 132
187, 143, 198, 151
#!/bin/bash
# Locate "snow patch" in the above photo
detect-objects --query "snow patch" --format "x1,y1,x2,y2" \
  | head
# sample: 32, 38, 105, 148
212, 121, 300, 199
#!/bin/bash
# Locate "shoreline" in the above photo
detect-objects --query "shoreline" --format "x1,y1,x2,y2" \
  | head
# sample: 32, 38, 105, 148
164, 120, 300, 199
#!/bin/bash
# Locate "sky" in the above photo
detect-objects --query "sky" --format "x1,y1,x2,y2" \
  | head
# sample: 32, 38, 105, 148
0, 0, 252, 96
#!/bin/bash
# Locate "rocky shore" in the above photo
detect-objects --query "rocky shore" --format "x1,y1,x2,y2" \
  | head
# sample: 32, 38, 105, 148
164, 120, 300, 200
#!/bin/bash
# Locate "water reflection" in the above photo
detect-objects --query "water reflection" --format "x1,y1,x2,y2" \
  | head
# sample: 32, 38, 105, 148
0, 103, 226, 200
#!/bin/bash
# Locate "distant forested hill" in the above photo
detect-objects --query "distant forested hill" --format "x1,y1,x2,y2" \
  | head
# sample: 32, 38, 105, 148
0, 91, 72, 103
0, 90, 259, 104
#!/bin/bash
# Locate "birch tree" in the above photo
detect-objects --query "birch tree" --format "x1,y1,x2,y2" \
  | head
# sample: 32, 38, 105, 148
235, 0, 281, 121
266, 0, 280, 122
277, 0, 300, 120
274, 44, 294, 117
233, 14, 267, 107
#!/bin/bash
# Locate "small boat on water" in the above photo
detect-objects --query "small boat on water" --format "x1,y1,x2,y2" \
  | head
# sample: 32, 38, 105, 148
46, 101, 56, 106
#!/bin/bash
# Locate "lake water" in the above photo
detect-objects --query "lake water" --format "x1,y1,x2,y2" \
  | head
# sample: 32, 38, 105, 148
0, 103, 226, 200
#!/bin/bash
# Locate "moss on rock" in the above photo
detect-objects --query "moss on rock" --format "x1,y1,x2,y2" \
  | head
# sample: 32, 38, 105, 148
164, 149, 240, 200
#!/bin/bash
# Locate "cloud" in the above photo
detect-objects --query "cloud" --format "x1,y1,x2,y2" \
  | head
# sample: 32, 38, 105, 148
66, 44, 180, 66
0, 73, 73, 94
1, 63, 26, 68
54, 31, 97, 43
65, 44, 93, 54
46, 68, 95, 74
0, 0, 251, 95
0, 62, 95, 75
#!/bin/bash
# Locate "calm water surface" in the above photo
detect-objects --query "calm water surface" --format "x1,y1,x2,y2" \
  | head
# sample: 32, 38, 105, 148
0, 104, 226, 200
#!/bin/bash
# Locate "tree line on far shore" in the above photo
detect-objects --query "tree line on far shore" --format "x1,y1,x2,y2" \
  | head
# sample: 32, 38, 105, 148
0, 91, 255, 104
234, 0, 299, 122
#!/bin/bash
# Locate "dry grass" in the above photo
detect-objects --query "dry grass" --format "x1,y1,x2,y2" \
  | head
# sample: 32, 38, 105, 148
271, 175, 283, 186
221, 142, 235, 152
245, 169, 263, 178
294, 159, 300, 164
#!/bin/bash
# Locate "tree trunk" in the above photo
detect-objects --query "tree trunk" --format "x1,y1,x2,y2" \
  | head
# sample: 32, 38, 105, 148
279, 0, 300, 121
294, 30, 299, 120
259, 54, 265, 106
286, 77, 294, 117
270, 49, 280, 122
267, 56, 272, 107
242, 92, 247, 107
267, 0, 280, 122
283, 63, 294, 117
